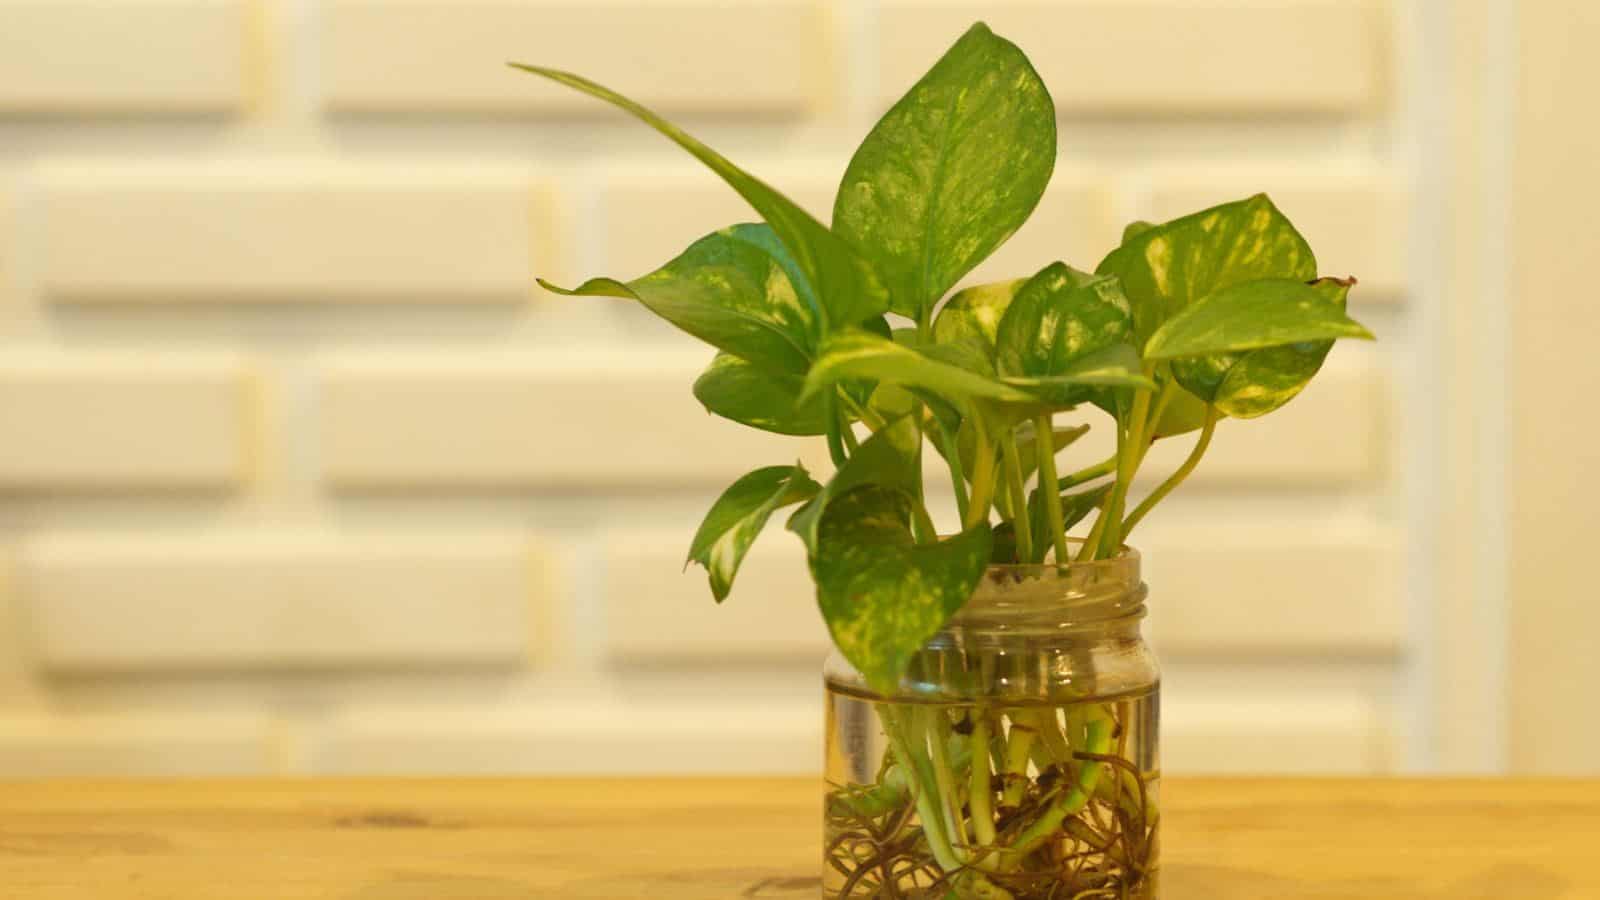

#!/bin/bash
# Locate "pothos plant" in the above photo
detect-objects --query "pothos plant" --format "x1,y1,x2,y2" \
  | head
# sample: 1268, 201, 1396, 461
515, 22, 1370, 692
516, 20, 1370, 898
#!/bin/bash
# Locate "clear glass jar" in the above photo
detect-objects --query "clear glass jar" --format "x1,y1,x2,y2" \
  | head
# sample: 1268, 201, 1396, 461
822, 551, 1160, 899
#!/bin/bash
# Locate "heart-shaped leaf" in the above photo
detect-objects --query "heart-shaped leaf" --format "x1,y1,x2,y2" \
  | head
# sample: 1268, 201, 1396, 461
788, 416, 922, 555
541, 225, 815, 375
1170, 277, 1358, 417
812, 485, 992, 693
931, 278, 1026, 359
1098, 193, 1317, 344
512, 64, 889, 331
995, 262, 1136, 411
692, 352, 832, 435
833, 23, 1055, 322
1145, 277, 1372, 361
688, 464, 821, 603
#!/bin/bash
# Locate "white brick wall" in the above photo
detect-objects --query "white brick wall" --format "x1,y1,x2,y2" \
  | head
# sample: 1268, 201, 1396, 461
0, 1, 248, 115
0, 0, 1422, 777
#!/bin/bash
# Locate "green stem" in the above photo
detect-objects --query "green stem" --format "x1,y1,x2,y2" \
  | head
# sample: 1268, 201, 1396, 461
912, 501, 938, 546
880, 705, 963, 873
999, 717, 1036, 808
836, 390, 886, 432
922, 708, 969, 860
1098, 387, 1153, 558
824, 394, 849, 468
1033, 415, 1070, 564
1000, 707, 1114, 870
934, 417, 970, 525
969, 712, 997, 848
965, 422, 998, 531
1057, 455, 1117, 493
1122, 404, 1219, 539
999, 434, 1033, 563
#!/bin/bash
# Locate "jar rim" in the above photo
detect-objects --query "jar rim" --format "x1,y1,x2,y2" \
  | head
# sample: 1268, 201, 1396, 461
952, 541, 1145, 630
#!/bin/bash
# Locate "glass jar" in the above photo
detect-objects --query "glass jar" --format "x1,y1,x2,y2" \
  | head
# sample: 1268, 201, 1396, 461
822, 551, 1160, 900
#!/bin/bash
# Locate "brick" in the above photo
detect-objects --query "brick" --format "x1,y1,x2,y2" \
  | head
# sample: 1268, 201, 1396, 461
602, 535, 827, 662
0, 1, 245, 115
878, 1, 1382, 115
1164, 691, 1391, 773
324, 0, 827, 116
1147, 173, 1410, 298
1073, 362, 1386, 486
37, 166, 546, 303
305, 704, 820, 775
1142, 526, 1405, 655
0, 357, 249, 490
0, 715, 275, 776
17, 537, 546, 672
597, 167, 835, 280
318, 351, 834, 488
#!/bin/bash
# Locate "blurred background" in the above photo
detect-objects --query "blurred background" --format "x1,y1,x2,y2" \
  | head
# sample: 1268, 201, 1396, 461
0, 0, 1592, 778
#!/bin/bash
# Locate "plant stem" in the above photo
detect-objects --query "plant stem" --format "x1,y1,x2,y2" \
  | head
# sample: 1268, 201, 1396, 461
1122, 404, 1220, 539
965, 420, 998, 531
999, 434, 1033, 563
824, 393, 849, 468
969, 712, 997, 848
1097, 387, 1153, 558
1033, 414, 1071, 564
1000, 707, 1114, 869
880, 705, 963, 873
933, 417, 970, 525
1057, 455, 1117, 493
922, 708, 969, 860
912, 501, 938, 545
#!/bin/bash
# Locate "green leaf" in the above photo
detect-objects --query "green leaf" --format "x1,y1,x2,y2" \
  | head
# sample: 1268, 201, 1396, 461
833, 23, 1055, 322
692, 352, 832, 435
688, 464, 820, 603
1098, 193, 1317, 344
1000, 343, 1157, 406
803, 329, 1037, 405
787, 416, 922, 555
812, 485, 992, 693
511, 63, 889, 330
1145, 277, 1373, 361
1121, 220, 1156, 243
930, 278, 1026, 359
540, 225, 814, 375
1170, 277, 1358, 418
994, 262, 1135, 409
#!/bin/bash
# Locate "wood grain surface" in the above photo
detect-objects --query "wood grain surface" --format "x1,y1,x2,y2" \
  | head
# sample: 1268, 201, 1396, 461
0, 778, 1594, 898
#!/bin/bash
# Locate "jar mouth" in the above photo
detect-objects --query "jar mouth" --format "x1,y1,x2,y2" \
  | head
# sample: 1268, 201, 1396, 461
951, 541, 1145, 631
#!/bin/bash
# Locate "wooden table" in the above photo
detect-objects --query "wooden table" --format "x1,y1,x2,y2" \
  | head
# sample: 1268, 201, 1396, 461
0, 778, 1595, 898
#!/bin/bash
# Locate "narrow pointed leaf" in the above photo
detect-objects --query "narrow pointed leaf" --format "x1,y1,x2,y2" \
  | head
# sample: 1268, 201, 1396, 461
688, 464, 820, 603
693, 352, 832, 435
787, 417, 922, 555
1145, 277, 1372, 361
541, 225, 815, 374
512, 63, 889, 330
812, 485, 993, 694
1098, 193, 1317, 343
834, 22, 1055, 321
